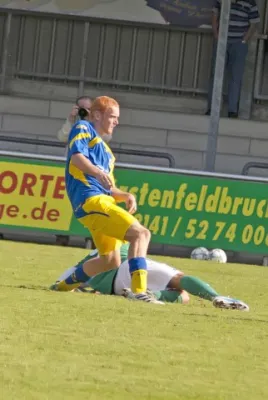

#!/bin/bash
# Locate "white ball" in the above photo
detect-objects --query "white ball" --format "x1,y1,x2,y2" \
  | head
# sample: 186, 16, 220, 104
191, 247, 210, 260
209, 248, 227, 263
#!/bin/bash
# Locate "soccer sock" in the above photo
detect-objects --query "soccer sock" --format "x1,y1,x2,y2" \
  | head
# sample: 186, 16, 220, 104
179, 276, 219, 301
129, 257, 148, 294
56, 265, 91, 291
56, 266, 76, 282
153, 290, 183, 303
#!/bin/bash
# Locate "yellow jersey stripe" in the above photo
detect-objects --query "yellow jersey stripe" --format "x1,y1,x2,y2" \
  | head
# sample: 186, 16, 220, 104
69, 160, 90, 187
69, 132, 91, 149
103, 141, 114, 157
88, 137, 102, 148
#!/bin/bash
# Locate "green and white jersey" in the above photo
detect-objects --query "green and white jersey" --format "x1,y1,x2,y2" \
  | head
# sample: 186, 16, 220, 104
90, 259, 180, 295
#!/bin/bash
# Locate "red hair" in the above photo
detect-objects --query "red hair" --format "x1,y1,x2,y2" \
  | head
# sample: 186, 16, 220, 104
90, 96, 119, 117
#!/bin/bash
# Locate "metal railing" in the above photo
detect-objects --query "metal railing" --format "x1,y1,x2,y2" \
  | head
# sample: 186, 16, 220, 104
0, 135, 176, 168
0, 7, 268, 104
0, 8, 213, 96
254, 36, 268, 101
241, 161, 268, 176
2, 148, 268, 183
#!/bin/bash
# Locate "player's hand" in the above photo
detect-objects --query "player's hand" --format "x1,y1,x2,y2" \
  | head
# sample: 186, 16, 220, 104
125, 193, 137, 215
68, 105, 79, 123
96, 170, 113, 190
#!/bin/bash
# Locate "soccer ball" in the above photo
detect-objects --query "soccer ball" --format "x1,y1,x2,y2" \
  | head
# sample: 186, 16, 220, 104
209, 249, 227, 263
190, 247, 210, 261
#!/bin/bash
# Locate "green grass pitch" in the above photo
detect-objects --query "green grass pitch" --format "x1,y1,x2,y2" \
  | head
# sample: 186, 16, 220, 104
0, 240, 268, 400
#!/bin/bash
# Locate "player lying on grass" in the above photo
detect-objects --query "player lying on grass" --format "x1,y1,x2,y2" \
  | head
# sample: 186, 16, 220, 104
51, 243, 249, 310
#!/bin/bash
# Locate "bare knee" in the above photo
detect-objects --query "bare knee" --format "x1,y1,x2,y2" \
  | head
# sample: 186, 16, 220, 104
180, 290, 190, 304
138, 226, 151, 243
167, 272, 185, 290
167, 273, 189, 304
83, 249, 120, 276
125, 223, 151, 244
101, 250, 121, 268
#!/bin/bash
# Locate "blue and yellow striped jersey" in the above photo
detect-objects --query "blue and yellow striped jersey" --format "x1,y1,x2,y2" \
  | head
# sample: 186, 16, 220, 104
65, 120, 115, 218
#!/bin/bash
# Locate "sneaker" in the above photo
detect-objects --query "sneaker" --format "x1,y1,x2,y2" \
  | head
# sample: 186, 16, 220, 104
228, 112, 238, 118
70, 287, 99, 294
49, 279, 81, 292
213, 296, 249, 311
122, 288, 164, 305
71, 287, 90, 293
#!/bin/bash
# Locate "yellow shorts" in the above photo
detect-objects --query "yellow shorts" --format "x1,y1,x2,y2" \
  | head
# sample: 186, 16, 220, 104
78, 195, 136, 256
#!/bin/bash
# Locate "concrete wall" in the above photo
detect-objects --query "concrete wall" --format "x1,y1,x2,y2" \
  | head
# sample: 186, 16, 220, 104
1, 78, 268, 177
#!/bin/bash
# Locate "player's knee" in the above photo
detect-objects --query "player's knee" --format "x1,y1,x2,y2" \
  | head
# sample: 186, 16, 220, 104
180, 290, 190, 304
167, 272, 184, 290
136, 226, 151, 244
125, 223, 151, 244
101, 251, 121, 268
141, 226, 151, 242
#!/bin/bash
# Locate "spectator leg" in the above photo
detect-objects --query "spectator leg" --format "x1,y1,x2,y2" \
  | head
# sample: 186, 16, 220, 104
227, 42, 248, 114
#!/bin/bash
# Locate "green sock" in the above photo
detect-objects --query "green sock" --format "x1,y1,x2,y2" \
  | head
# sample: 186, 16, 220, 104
153, 290, 183, 303
120, 243, 130, 263
179, 276, 219, 301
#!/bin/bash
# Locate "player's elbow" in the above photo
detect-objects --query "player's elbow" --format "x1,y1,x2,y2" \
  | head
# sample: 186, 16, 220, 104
71, 153, 82, 165
57, 130, 68, 143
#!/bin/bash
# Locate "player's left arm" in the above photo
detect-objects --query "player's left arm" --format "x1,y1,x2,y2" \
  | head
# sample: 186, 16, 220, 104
111, 187, 137, 215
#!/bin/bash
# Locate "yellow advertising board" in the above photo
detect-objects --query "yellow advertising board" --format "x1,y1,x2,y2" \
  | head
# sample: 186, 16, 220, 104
0, 159, 73, 231
1, 156, 268, 255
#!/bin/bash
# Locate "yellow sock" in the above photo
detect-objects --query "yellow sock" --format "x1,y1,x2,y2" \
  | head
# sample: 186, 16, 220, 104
131, 270, 148, 294
56, 280, 81, 292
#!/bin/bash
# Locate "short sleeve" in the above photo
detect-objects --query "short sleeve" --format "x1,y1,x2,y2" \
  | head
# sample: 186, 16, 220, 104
249, 0, 260, 24
68, 123, 92, 157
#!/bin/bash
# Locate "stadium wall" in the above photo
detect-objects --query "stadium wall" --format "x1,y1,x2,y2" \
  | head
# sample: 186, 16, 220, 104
1, 79, 268, 177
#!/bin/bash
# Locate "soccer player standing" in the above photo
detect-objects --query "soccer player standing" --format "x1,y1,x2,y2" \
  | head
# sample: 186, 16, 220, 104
55, 96, 162, 303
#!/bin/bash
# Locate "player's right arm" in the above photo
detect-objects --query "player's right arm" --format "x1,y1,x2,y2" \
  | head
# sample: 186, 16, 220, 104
71, 153, 113, 189
68, 123, 113, 190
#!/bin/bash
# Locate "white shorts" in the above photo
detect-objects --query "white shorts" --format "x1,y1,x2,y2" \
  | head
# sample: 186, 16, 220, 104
114, 259, 180, 295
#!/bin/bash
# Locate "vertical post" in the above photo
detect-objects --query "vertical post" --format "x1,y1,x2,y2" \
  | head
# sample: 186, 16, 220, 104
253, 38, 264, 100
78, 22, 90, 96
205, 0, 231, 172
0, 12, 12, 92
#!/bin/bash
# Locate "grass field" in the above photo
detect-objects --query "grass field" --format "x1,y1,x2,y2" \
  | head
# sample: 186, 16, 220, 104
1, 240, 268, 400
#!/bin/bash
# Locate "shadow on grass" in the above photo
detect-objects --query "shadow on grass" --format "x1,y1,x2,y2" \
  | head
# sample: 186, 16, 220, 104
1, 283, 97, 294
2, 283, 50, 291
2, 283, 268, 325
